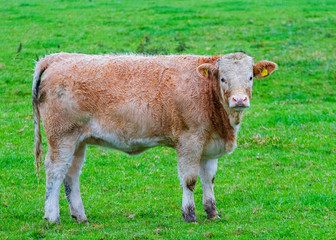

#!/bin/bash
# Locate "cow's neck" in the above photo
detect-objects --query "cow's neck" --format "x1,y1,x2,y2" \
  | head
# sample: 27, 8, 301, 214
206, 81, 243, 142
221, 102, 244, 134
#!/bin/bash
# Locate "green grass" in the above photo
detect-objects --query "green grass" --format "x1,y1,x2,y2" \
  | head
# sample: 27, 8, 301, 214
0, 0, 335, 239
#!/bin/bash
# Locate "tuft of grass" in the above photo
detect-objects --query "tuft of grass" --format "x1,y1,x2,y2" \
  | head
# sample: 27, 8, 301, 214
0, 0, 335, 239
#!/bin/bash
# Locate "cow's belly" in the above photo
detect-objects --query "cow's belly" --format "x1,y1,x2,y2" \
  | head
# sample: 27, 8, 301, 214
202, 135, 237, 160
85, 135, 168, 155
84, 120, 173, 155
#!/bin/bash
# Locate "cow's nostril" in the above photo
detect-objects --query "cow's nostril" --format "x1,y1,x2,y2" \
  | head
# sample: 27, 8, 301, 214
232, 97, 237, 103
243, 97, 248, 103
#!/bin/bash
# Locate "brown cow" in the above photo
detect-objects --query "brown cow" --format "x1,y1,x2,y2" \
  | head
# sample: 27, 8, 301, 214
33, 52, 277, 223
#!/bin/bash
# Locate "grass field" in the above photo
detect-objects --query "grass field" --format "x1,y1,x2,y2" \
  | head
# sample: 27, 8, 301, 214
1, 0, 336, 239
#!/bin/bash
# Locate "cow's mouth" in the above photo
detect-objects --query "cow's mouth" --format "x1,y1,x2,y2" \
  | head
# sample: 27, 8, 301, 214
231, 106, 249, 111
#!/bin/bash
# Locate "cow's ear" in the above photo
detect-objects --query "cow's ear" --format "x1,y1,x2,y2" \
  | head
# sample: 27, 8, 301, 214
197, 64, 218, 79
253, 61, 278, 79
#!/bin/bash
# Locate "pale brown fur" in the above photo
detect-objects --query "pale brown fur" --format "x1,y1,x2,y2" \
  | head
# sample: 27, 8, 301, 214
36, 54, 235, 152
32, 52, 277, 223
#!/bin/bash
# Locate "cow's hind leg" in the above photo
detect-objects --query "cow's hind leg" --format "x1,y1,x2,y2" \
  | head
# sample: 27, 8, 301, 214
199, 159, 219, 219
63, 144, 88, 223
44, 138, 77, 223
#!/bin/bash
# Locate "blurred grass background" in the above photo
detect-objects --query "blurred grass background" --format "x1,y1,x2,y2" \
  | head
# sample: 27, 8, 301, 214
0, 0, 335, 239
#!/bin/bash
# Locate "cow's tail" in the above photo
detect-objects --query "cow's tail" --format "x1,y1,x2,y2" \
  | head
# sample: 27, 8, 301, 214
32, 56, 51, 183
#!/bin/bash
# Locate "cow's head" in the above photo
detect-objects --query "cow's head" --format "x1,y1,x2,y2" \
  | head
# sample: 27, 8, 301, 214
197, 52, 277, 111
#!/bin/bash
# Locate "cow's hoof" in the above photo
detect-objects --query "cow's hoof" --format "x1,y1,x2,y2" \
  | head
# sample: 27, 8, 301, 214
207, 212, 220, 219
78, 219, 89, 225
182, 205, 197, 223
204, 199, 219, 219
208, 214, 221, 220
43, 216, 60, 224
71, 215, 89, 224
185, 217, 197, 223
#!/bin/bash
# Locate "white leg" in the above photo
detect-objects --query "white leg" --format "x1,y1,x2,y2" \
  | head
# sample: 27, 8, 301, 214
178, 158, 199, 222
199, 159, 219, 219
176, 134, 204, 222
63, 144, 87, 223
44, 142, 76, 223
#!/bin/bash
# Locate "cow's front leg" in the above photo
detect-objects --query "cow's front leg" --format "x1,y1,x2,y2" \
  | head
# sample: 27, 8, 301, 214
199, 159, 219, 219
177, 135, 204, 223
178, 158, 199, 223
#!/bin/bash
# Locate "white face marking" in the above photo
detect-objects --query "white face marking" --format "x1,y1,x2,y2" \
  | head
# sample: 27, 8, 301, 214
217, 53, 254, 110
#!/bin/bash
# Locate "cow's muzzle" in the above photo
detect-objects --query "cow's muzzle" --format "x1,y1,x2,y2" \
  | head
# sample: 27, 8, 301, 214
229, 95, 250, 110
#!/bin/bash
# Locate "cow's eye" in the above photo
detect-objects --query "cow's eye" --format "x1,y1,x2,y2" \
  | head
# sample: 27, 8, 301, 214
249, 76, 253, 81
221, 78, 227, 83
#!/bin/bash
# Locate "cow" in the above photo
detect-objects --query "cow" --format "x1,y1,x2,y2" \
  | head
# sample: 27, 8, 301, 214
32, 52, 277, 223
